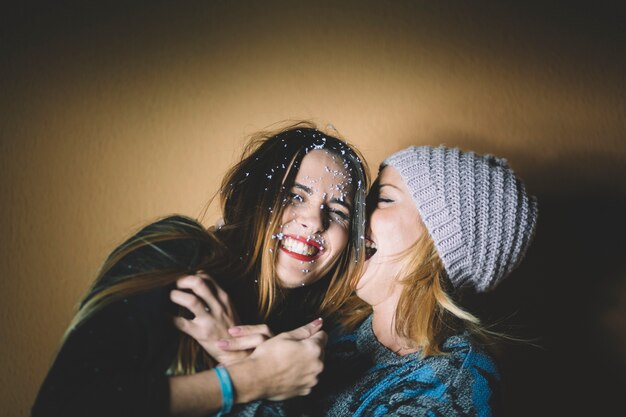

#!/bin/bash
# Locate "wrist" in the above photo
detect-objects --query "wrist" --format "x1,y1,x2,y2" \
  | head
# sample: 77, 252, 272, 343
213, 366, 234, 416
225, 357, 265, 403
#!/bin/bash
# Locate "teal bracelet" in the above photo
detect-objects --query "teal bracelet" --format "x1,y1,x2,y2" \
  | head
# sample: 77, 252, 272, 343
214, 366, 234, 416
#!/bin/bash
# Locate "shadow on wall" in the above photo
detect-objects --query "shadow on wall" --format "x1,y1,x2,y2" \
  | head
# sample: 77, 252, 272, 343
464, 154, 626, 417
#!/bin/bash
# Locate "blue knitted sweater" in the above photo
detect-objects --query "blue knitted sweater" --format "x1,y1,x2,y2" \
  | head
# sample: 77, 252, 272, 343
231, 314, 501, 416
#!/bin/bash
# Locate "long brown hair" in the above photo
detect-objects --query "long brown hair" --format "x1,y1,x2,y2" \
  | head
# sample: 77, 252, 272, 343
58, 216, 230, 373
215, 121, 369, 321
62, 121, 369, 373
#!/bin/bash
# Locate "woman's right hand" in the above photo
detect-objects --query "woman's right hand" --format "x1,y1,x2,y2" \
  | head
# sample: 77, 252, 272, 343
232, 318, 328, 402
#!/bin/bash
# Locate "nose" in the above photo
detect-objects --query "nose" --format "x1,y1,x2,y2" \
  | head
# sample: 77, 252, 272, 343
296, 202, 327, 234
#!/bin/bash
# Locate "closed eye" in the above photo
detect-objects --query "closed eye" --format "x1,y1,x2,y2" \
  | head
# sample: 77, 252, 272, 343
329, 208, 350, 221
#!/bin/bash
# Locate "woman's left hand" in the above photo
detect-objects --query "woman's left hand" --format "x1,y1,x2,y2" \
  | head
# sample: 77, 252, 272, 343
217, 324, 274, 352
170, 271, 247, 366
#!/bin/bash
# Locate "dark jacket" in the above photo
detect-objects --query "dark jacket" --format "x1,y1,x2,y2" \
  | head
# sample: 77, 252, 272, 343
32, 216, 210, 417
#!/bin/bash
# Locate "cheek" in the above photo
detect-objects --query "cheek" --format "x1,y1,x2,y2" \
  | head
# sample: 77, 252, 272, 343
280, 206, 296, 227
326, 225, 349, 255
372, 210, 412, 252
371, 210, 399, 239
398, 217, 418, 247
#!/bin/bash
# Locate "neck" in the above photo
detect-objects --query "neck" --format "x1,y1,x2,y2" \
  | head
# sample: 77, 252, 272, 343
370, 294, 419, 356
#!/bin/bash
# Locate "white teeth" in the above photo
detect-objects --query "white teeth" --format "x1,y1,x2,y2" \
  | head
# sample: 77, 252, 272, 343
281, 237, 319, 256
364, 238, 377, 258
364, 239, 377, 250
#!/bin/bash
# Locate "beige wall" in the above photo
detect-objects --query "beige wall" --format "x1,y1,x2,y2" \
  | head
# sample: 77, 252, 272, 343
2, 2, 625, 416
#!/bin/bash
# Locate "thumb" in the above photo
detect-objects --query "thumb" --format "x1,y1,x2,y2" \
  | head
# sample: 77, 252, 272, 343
279, 318, 323, 340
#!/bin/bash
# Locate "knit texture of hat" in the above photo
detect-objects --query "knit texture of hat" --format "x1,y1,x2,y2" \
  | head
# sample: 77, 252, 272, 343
383, 146, 538, 292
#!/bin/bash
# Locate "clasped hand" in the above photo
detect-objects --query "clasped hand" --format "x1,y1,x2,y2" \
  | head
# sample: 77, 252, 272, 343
170, 272, 327, 400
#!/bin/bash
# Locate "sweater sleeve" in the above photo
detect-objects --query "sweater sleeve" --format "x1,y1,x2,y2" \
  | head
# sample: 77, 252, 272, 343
31, 288, 177, 417
32, 215, 212, 417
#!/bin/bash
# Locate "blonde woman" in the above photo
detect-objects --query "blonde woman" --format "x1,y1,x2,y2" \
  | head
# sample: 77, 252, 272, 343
300, 146, 539, 416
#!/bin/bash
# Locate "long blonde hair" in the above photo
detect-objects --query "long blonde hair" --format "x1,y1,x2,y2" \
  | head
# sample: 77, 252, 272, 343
340, 232, 487, 357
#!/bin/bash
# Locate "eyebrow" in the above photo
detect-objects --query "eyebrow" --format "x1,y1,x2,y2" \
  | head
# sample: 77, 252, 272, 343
379, 183, 401, 191
294, 182, 353, 211
294, 183, 313, 195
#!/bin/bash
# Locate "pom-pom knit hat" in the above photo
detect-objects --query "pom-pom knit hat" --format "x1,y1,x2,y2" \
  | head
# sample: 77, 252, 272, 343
382, 146, 538, 292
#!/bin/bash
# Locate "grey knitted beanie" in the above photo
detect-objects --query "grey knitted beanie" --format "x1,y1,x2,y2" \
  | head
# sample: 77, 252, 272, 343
382, 146, 538, 292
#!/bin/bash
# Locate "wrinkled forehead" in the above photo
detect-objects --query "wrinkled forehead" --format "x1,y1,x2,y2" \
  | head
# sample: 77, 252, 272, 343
295, 149, 355, 198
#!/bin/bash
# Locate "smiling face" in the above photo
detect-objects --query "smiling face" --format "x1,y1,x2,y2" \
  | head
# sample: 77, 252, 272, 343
274, 149, 354, 288
357, 166, 427, 305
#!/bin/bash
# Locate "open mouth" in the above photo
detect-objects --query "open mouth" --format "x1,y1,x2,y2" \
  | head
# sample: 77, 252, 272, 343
364, 237, 377, 260
279, 235, 324, 262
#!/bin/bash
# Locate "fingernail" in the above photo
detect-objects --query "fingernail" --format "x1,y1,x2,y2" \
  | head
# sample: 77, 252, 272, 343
312, 318, 323, 326
216, 340, 229, 348
228, 326, 242, 335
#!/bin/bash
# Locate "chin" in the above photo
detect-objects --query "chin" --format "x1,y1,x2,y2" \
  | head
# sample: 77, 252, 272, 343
354, 287, 372, 305
278, 277, 319, 289
278, 280, 302, 289
354, 270, 377, 301
276, 268, 322, 288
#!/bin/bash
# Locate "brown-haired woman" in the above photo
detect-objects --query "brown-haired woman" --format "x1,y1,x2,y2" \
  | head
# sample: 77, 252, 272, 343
31, 123, 369, 417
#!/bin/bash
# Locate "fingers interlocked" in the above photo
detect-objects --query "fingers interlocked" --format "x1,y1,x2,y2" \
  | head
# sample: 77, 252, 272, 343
217, 324, 274, 351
